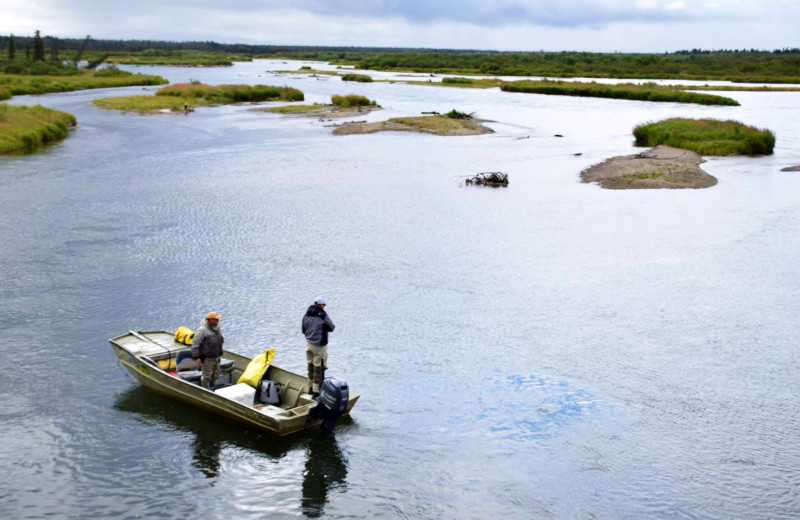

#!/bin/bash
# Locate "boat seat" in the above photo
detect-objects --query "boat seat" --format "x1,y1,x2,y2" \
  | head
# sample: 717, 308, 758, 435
175, 349, 201, 382
282, 382, 301, 408
175, 349, 196, 370
175, 349, 234, 383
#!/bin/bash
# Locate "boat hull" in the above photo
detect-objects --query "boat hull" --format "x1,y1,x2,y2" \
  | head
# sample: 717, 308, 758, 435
110, 331, 358, 436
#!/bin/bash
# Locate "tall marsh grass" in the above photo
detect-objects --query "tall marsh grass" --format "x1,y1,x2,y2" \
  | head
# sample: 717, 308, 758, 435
95, 83, 306, 113
92, 95, 187, 114
0, 103, 77, 154
501, 80, 739, 106
0, 69, 167, 98
633, 118, 775, 155
156, 83, 304, 102
442, 77, 474, 84
438, 77, 503, 89
331, 94, 378, 108
341, 73, 373, 82
103, 50, 242, 66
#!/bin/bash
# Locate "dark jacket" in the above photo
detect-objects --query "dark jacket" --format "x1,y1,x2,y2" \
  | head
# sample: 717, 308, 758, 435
191, 322, 224, 359
302, 305, 335, 346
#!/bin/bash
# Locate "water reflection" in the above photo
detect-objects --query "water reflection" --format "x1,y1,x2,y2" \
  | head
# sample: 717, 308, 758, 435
301, 434, 348, 518
192, 435, 222, 479
113, 385, 349, 517
113, 385, 301, 455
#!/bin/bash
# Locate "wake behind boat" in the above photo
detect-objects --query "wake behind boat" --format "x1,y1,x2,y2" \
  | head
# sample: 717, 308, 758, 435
109, 330, 359, 436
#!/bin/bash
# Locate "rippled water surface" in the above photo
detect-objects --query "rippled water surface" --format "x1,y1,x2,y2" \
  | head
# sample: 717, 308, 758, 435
1, 60, 800, 519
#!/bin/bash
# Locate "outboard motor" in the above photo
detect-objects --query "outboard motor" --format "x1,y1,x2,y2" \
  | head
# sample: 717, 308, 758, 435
307, 377, 349, 434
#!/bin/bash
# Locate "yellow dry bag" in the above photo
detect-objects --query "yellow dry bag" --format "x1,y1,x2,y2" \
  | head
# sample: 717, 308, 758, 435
174, 326, 194, 345
237, 349, 276, 387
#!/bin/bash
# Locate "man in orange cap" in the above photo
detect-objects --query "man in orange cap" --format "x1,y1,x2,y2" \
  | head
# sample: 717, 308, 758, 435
191, 311, 225, 389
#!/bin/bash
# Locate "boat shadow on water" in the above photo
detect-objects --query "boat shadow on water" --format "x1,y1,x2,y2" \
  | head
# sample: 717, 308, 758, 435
113, 385, 351, 518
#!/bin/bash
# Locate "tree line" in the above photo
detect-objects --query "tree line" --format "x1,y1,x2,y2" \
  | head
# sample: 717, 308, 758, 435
1, 32, 798, 82
4, 33, 793, 58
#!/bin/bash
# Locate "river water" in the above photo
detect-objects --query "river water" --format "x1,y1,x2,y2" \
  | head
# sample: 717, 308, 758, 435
1, 60, 799, 519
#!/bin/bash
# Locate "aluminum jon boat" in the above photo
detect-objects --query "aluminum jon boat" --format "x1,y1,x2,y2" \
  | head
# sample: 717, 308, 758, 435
109, 330, 359, 436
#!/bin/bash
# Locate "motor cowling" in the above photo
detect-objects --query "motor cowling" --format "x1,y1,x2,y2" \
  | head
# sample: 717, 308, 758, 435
307, 377, 349, 434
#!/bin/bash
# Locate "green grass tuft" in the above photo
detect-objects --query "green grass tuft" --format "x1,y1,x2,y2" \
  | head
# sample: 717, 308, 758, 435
341, 73, 373, 82
92, 95, 189, 113
331, 94, 377, 108
93, 66, 133, 77
633, 118, 775, 155
442, 77, 474, 84
445, 109, 473, 119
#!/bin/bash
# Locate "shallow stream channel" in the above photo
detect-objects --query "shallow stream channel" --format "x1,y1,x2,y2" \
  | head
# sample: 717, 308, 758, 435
1, 60, 800, 519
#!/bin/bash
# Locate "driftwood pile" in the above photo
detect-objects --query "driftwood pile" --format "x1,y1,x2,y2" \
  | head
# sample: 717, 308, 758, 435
464, 171, 509, 187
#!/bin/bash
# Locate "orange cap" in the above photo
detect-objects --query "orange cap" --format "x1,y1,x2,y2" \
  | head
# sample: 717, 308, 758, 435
206, 311, 222, 320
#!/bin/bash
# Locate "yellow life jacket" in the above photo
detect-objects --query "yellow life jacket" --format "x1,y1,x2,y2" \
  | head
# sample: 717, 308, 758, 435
174, 326, 194, 345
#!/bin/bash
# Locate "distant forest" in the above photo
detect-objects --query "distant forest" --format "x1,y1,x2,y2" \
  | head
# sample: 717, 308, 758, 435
0, 35, 448, 56
2, 34, 798, 57
2, 34, 799, 82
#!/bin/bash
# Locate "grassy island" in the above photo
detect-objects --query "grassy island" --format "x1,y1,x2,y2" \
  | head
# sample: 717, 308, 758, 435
0, 68, 167, 101
256, 94, 380, 118
0, 103, 76, 154
582, 119, 776, 190
100, 50, 250, 67
397, 77, 504, 89
440, 77, 504, 88
330, 94, 377, 108
501, 80, 739, 106
277, 67, 338, 75
93, 83, 304, 113
341, 73, 373, 82
157, 83, 303, 102
258, 104, 328, 115
633, 118, 775, 155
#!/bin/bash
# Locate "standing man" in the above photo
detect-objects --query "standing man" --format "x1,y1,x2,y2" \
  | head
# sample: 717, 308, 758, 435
302, 298, 335, 397
192, 311, 225, 389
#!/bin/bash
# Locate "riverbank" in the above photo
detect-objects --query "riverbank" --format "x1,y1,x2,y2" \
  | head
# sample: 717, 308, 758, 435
100, 50, 249, 67
93, 83, 305, 114
0, 103, 76, 154
502, 80, 739, 106
0, 69, 168, 101
355, 50, 800, 84
331, 114, 493, 136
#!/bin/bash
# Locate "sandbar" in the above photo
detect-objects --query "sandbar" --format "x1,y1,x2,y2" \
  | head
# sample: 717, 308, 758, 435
331, 116, 494, 136
581, 145, 717, 189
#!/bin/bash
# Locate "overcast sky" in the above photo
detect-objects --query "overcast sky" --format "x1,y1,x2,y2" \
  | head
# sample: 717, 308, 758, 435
1, 0, 798, 52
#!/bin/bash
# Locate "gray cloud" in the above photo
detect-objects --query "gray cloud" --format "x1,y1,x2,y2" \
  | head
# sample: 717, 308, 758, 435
2, 0, 796, 52
26, 0, 775, 29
